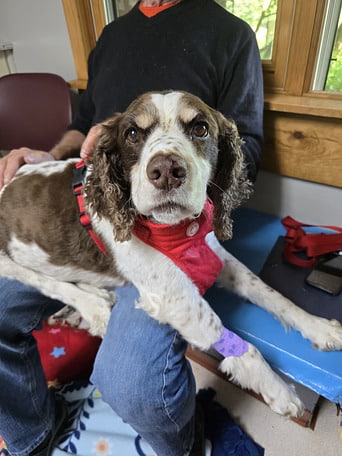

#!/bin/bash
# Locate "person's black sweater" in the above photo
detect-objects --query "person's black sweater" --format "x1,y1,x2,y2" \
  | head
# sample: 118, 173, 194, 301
70, 0, 264, 180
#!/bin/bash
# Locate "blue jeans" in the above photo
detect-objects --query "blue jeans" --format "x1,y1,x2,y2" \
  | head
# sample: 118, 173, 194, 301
0, 279, 195, 456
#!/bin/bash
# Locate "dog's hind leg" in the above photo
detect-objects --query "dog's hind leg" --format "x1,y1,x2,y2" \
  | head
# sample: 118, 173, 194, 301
0, 255, 112, 337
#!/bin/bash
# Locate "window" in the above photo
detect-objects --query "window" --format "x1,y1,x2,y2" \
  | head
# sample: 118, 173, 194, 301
104, 0, 136, 19
313, 0, 342, 92
215, 0, 342, 96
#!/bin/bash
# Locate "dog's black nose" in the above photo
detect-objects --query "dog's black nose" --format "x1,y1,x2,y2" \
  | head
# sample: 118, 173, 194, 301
147, 154, 187, 190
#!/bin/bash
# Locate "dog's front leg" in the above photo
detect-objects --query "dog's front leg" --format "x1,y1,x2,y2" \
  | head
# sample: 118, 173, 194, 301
138, 284, 224, 352
134, 264, 304, 417
207, 234, 342, 351
115, 239, 224, 350
116, 241, 304, 417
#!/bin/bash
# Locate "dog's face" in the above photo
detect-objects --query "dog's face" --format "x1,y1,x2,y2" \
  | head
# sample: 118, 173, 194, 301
124, 91, 222, 224
85, 91, 251, 241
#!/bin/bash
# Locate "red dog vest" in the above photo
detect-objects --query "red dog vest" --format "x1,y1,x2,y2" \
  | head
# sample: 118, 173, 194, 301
132, 199, 223, 295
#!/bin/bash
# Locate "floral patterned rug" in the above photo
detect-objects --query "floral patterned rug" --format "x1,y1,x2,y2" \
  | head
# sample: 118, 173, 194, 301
0, 383, 264, 456
0, 381, 157, 456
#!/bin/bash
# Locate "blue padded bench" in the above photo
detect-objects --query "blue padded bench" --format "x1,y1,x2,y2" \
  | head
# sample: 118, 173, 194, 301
203, 207, 342, 409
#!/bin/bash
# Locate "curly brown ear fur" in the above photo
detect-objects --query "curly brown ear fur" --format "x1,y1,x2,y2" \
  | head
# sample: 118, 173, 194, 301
84, 116, 137, 242
208, 113, 253, 240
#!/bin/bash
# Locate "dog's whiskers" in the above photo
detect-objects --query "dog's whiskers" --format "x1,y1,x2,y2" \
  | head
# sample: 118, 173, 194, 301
208, 179, 227, 195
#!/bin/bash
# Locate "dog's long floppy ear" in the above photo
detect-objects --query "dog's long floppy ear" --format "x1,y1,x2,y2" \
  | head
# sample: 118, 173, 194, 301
84, 115, 138, 242
208, 113, 253, 240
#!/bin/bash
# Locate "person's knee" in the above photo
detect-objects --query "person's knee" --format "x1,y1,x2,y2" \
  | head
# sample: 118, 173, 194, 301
0, 278, 30, 334
94, 360, 195, 432
92, 287, 196, 432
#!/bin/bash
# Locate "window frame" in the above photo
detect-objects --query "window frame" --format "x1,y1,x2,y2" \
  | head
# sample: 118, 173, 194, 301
263, 0, 342, 119
61, 0, 105, 89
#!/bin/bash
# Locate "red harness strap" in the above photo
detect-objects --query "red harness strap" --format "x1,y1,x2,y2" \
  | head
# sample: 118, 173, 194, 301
282, 216, 342, 267
73, 160, 107, 255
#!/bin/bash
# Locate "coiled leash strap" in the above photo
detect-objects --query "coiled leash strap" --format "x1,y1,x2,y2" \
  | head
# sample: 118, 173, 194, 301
282, 216, 342, 267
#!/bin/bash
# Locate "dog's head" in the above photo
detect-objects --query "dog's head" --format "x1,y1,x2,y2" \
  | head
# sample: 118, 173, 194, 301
85, 91, 252, 242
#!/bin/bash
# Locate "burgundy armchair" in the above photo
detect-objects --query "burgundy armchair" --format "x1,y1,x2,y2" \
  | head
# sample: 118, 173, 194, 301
0, 72, 72, 151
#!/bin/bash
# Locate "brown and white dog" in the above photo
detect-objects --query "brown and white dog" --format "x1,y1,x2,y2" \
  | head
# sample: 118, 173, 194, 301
1, 91, 341, 418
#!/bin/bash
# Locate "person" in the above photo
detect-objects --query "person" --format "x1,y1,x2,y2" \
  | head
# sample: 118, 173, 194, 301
0, 1, 264, 455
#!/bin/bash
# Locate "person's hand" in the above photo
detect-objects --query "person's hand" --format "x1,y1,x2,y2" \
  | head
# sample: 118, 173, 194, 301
0, 148, 55, 190
80, 125, 102, 160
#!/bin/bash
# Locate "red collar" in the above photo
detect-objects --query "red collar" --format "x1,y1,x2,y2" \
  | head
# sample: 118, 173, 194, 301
72, 160, 107, 255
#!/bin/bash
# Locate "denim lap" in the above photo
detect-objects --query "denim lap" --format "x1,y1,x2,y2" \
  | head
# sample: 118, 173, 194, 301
0, 280, 195, 456
0, 277, 64, 455
92, 285, 196, 456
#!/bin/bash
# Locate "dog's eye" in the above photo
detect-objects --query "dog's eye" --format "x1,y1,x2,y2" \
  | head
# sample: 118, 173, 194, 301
125, 128, 139, 143
191, 122, 208, 139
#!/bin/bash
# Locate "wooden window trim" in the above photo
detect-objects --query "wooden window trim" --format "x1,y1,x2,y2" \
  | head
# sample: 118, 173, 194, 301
262, 0, 295, 90
264, 92, 342, 120
262, 0, 342, 119
61, 0, 105, 90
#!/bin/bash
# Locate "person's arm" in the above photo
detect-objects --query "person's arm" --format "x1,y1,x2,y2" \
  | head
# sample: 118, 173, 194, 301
49, 129, 86, 160
217, 27, 264, 182
231, 37, 264, 182
0, 129, 85, 189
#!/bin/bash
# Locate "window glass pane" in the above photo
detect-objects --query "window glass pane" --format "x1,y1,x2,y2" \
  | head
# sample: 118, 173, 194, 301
325, 6, 342, 92
313, 1, 342, 93
215, 0, 278, 60
103, 0, 136, 20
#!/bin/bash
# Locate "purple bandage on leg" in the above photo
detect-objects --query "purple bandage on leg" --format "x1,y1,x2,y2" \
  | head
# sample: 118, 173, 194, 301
213, 327, 248, 357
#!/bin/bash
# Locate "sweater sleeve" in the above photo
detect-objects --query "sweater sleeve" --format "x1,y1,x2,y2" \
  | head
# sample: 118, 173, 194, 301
217, 29, 264, 182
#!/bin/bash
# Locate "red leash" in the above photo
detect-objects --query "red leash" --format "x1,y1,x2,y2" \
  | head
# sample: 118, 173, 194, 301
72, 160, 107, 255
282, 216, 342, 267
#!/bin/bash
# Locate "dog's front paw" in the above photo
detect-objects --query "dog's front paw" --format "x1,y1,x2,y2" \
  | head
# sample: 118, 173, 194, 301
261, 381, 304, 418
303, 317, 342, 351
73, 285, 115, 337
95, 287, 116, 304
77, 283, 116, 308
219, 346, 304, 418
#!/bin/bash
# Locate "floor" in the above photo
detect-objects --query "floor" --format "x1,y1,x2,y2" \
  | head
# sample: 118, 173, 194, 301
191, 360, 341, 456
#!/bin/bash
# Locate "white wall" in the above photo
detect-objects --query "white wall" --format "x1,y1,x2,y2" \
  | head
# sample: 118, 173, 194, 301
0, 0, 340, 224
0, 0, 75, 81
245, 171, 342, 226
